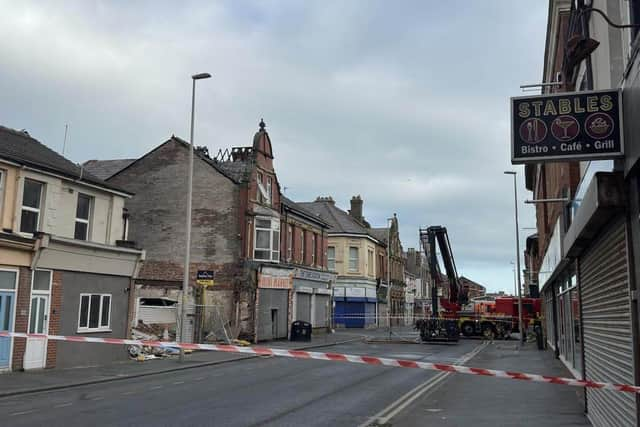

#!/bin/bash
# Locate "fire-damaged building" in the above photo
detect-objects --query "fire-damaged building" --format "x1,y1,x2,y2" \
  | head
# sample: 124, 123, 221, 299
85, 120, 332, 343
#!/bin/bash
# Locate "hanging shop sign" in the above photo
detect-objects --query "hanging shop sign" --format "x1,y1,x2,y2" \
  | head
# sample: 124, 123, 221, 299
196, 270, 215, 287
511, 89, 623, 164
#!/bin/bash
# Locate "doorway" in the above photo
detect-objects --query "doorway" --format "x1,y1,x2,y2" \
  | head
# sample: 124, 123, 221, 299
0, 291, 15, 369
24, 270, 51, 370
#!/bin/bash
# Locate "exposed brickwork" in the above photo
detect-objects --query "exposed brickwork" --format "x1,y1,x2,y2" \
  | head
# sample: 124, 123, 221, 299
45, 270, 63, 368
11, 267, 31, 371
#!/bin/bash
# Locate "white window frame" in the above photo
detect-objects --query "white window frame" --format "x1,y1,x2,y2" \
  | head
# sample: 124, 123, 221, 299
20, 178, 44, 235
311, 234, 316, 266
256, 171, 264, 201
253, 217, 280, 262
266, 176, 272, 205
327, 246, 336, 271
349, 247, 359, 272
368, 249, 374, 276
77, 293, 112, 333
74, 193, 92, 241
300, 230, 305, 263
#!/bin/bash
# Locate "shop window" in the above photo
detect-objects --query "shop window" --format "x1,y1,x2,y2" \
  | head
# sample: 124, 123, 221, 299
20, 179, 44, 234
254, 217, 280, 262
327, 246, 336, 271
78, 293, 111, 332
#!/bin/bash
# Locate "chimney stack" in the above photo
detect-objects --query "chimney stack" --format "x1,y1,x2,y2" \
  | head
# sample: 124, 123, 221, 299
349, 195, 364, 223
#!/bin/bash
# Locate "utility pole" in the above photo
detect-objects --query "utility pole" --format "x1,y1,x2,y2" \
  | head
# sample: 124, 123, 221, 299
387, 218, 392, 337
504, 171, 524, 345
180, 72, 211, 362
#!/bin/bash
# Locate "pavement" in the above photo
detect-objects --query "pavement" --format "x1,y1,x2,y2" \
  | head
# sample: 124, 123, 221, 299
0, 328, 591, 427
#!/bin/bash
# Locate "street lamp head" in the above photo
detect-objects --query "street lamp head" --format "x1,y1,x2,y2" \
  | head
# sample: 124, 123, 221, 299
192, 73, 212, 80
503, 171, 516, 175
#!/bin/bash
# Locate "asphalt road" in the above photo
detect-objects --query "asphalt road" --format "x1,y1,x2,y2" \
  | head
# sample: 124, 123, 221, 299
0, 338, 484, 427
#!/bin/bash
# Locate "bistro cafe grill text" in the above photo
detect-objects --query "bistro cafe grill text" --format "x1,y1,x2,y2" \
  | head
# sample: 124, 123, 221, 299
511, 89, 623, 164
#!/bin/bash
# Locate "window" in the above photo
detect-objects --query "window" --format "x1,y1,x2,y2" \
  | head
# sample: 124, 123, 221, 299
368, 249, 374, 275
300, 230, 305, 263
78, 293, 111, 332
256, 171, 263, 200
75, 193, 92, 240
266, 176, 272, 205
254, 217, 280, 262
327, 246, 336, 271
20, 179, 43, 234
287, 226, 293, 261
33, 270, 51, 292
0, 170, 4, 214
349, 247, 359, 272
311, 234, 316, 266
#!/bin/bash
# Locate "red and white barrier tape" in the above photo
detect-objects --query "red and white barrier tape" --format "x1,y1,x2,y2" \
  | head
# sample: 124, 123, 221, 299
2, 331, 639, 394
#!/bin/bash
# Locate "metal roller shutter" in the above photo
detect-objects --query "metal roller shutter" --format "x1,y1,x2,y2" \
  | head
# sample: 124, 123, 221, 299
295, 293, 312, 323
257, 289, 289, 341
580, 217, 636, 427
314, 295, 329, 328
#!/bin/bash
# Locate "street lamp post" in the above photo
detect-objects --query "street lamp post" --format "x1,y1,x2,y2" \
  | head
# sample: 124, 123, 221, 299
180, 72, 211, 362
504, 171, 524, 345
387, 217, 393, 337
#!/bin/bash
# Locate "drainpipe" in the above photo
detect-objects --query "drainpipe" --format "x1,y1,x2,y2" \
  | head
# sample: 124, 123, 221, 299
30, 233, 50, 271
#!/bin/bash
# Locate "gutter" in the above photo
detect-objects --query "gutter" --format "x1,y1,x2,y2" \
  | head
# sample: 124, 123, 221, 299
30, 233, 50, 270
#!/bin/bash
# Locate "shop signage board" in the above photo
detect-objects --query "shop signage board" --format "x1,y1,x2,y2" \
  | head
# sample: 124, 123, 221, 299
511, 89, 623, 164
196, 270, 215, 287
258, 266, 293, 289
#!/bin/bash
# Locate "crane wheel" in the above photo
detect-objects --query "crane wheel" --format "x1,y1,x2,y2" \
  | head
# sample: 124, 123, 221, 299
482, 323, 496, 340
461, 322, 475, 337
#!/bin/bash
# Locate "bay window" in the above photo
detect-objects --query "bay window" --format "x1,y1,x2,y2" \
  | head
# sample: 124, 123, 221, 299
327, 246, 336, 271
349, 247, 359, 272
254, 217, 280, 262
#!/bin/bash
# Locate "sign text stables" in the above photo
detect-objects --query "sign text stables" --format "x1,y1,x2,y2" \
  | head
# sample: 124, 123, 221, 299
511, 89, 623, 164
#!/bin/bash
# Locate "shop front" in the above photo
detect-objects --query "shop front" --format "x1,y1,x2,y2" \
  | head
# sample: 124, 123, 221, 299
291, 267, 334, 330
333, 284, 377, 328
256, 265, 293, 342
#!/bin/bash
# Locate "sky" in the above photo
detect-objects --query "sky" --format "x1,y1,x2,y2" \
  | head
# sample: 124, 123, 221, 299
0, 1, 548, 293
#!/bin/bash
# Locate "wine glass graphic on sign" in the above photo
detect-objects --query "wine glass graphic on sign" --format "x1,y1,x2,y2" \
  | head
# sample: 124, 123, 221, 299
519, 118, 547, 144
551, 115, 579, 141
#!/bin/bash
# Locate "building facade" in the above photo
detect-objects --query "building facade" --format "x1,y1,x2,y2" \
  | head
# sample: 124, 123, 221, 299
301, 197, 385, 328
527, 1, 640, 424
280, 196, 334, 331
0, 126, 144, 371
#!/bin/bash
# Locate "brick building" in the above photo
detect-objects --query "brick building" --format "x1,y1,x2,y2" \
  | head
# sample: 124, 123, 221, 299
89, 120, 326, 342
525, 1, 640, 424
458, 276, 486, 300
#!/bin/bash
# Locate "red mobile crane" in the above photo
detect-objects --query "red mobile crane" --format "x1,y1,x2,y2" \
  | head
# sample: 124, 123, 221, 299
416, 226, 541, 342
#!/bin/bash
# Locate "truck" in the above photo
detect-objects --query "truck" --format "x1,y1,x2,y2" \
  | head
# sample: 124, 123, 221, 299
415, 226, 541, 342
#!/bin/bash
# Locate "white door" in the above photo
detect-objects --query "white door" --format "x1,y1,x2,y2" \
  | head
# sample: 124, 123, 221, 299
24, 294, 49, 370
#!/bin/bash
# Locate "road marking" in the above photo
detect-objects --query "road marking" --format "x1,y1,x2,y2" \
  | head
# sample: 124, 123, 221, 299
194, 376, 205, 381
360, 341, 488, 427
122, 391, 135, 395
91, 396, 104, 401
149, 385, 163, 390
172, 381, 185, 385
54, 402, 73, 408
10, 410, 35, 416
